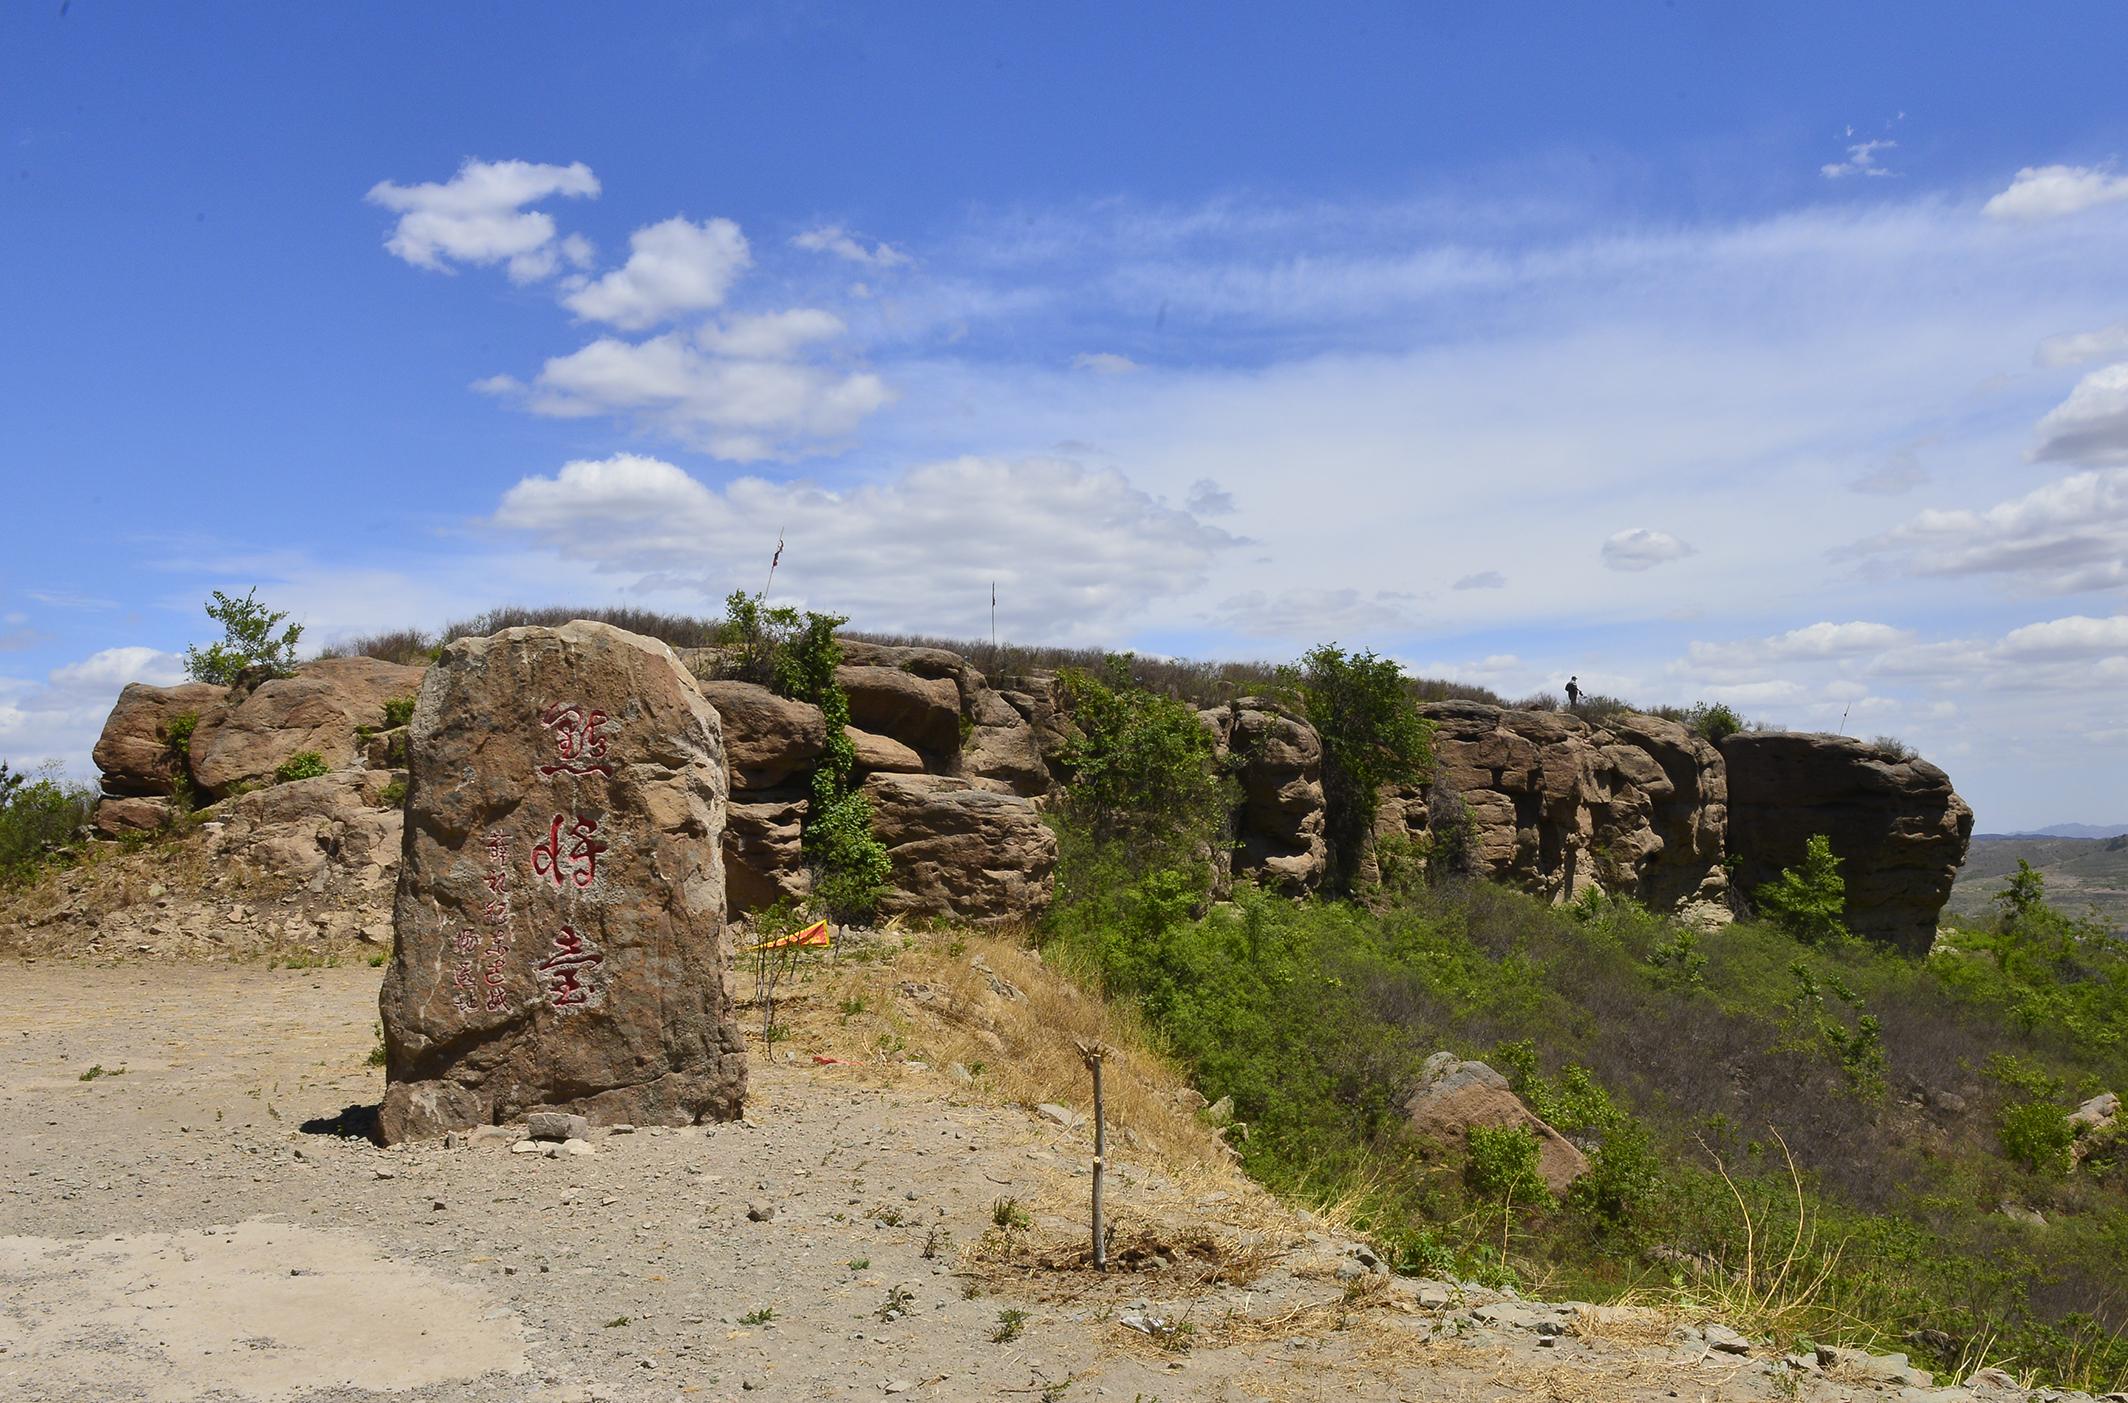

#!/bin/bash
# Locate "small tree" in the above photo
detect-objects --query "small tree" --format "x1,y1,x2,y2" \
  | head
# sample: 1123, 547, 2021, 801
184, 588, 303, 685
1755, 834, 1848, 943
1995, 858, 2047, 926
1056, 656, 1233, 874
1296, 645, 1434, 895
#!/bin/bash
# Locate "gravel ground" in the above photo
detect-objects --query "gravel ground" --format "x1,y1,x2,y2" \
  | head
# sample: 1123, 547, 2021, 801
0, 960, 2077, 1403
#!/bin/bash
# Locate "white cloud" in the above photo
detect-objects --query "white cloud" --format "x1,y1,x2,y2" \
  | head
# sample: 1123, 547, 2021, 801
1206, 588, 1421, 640
0, 646, 186, 780
1822, 139, 1897, 180
526, 333, 891, 460
2032, 362, 2128, 465
1453, 571, 1506, 590
1072, 352, 1140, 375
1687, 621, 1913, 676
470, 373, 524, 396
2037, 321, 2128, 368
1985, 163, 2128, 221
695, 309, 846, 360
792, 225, 910, 269
1850, 447, 1929, 495
1846, 468, 2128, 593
493, 453, 1235, 641
366, 158, 599, 282
1996, 614, 2128, 660
1600, 528, 1694, 572
563, 217, 751, 331
1184, 479, 1236, 516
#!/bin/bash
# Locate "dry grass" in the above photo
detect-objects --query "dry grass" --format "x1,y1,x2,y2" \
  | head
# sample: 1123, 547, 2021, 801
756, 924, 1256, 1192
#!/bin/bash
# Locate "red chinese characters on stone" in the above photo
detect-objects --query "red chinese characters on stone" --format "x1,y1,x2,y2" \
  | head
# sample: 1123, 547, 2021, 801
537, 925, 604, 1012
530, 813, 606, 891
538, 702, 614, 778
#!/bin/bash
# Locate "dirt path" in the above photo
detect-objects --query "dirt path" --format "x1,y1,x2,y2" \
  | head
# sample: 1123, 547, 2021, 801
0, 960, 1988, 1402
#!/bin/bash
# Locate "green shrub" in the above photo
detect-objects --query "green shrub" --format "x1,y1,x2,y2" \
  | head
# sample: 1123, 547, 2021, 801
1995, 859, 2047, 925
184, 588, 303, 685
379, 779, 406, 806
2000, 1100, 2075, 1176
1056, 655, 1233, 874
382, 695, 416, 729
1464, 1123, 1553, 1208
0, 762, 97, 886
1755, 834, 1849, 944
1295, 645, 1435, 895
274, 750, 329, 783
1684, 701, 1744, 742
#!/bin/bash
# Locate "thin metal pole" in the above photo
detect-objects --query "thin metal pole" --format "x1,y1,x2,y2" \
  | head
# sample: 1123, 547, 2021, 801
1085, 1043, 1107, 1270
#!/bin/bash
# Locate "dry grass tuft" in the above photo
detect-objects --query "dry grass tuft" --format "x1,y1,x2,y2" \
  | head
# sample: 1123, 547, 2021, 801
757, 925, 1257, 1191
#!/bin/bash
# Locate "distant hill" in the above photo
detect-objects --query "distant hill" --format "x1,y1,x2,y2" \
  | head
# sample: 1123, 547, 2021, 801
2006, 822, 2128, 839
1949, 832, 2128, 934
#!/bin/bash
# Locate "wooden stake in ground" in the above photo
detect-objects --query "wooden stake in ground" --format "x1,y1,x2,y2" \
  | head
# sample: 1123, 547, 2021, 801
1076, 1039, 1108, 1270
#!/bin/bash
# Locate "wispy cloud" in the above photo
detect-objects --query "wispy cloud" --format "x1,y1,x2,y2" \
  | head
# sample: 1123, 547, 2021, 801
366, 158, 599, 282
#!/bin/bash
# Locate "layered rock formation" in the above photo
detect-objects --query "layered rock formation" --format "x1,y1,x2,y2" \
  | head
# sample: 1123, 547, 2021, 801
1722, 732, 1976, 955
82, 632, 1972, 948
1391, 703, 1731, 923
378, 622, 745, 1142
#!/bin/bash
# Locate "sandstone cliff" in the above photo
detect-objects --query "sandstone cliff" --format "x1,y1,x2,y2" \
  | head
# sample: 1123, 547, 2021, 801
73, 629, 1973, 949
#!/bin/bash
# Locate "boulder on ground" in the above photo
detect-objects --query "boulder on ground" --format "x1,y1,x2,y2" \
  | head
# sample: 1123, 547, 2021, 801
694, 679, 828, 791
1722, 732, 1973, 954
723, 794, 811, 916
838, 665, 963, 755
189, 657, 425, 797
862, 772, 1056, 924
378, 621, 744, 1142
1403, 1051, 1587, 1195
93, 795, 174, 837
92, 681, 227, 796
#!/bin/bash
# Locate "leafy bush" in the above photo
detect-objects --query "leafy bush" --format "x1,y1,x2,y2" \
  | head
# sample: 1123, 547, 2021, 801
184, 588, 303, 685
0, 762, 97, 885
1684, 701, 1744, 742
1755, 834, 1848, 944
1055, 656, 1233, 873
1995, 859, 2046, 925
2000, 1099, 2076, 1176
273, 750, 329, 783
1869, 734, 1918, 762
1464, 1123, 1552, 1208
1296, 645, 1434, 894
382, 695, 416, 729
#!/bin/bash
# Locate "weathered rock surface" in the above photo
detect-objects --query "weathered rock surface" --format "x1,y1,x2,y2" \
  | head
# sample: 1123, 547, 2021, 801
1586, 713, 1729, 920
379, 621, 744, 1142
958, 690, 1051, 796
92, 794, 174, 837
838, 665, 963, 756
723, 794, 811, 916
847, 725, 925, 775
862, 773, 1056, 924
1201, 700, 1327, 892
1722, 732, 1974, 954
92, 681, 227, 796
1403, 1051, 1588, 1195
694, 679, 828, 791
190, 657, 425, 797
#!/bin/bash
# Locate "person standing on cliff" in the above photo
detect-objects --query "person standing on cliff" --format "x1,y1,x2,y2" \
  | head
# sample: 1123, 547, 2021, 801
1565, 676, 1582, 710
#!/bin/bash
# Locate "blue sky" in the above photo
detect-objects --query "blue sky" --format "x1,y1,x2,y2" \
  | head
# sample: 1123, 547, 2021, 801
5, 3, 2128, 832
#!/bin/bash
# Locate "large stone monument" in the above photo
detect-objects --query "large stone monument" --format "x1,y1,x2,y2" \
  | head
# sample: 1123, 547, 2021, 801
378, 621, 745, 1142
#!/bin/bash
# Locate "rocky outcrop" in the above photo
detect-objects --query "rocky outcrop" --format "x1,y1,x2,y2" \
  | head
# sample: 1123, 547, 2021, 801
1404, 1052, 1587, 1195
1200, 699, 1327, 892
862, 773, 1056, 925
91, 681, 228, 796
378, 622, 744, 1142
1721, 732, 1974, 954
75, 631, 1973, 944
723, 795, 811, 915
190, 657, 424, 797
1393, 703, 1730, 923
837, 664, 963, 756
694, 679, 828, 790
